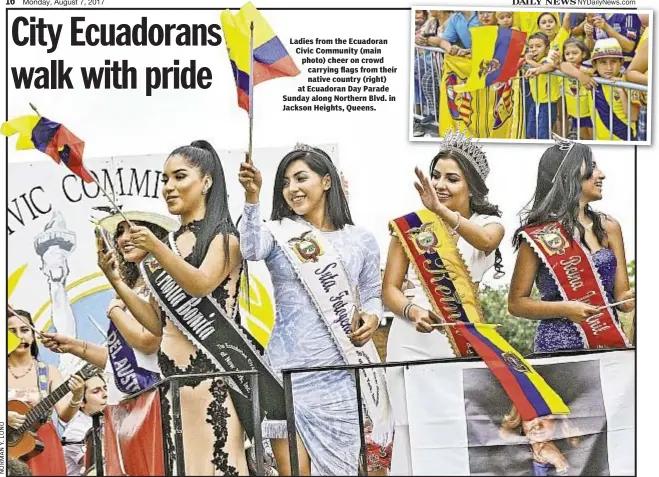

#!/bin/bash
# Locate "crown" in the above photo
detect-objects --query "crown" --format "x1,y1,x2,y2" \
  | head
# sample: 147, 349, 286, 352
440, 129, 489, 180
294, 142, 314, 152
551, 133, 576, 183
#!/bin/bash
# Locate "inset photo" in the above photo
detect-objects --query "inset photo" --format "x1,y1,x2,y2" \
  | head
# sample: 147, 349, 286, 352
410, 8, 652, 144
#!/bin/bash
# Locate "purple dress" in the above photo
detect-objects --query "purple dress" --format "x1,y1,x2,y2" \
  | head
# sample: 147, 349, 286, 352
534, 248, 618, 353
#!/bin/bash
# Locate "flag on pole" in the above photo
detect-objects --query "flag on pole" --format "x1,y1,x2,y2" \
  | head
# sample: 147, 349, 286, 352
2, 114, 93, 183
220, 1, 300, 111
454, 26, 526, 93
457, 323, 570, 420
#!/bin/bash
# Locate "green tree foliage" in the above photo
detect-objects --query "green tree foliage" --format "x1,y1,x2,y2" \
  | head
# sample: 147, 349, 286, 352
627, 260, 635, 288
480, 284, 537, 356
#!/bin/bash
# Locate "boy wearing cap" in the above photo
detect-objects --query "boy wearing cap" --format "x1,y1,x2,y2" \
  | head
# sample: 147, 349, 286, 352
589, 38, 640, 141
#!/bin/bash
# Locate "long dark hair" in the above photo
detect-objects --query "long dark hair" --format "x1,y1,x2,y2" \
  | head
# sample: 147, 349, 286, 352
270, 146, 353, 230
9, 309, 39, 358
513, 143, 607, 251
114, 220, 168, 288
562, 37, 590, 62
430, 151, 504, 278
167, 140, 237, 268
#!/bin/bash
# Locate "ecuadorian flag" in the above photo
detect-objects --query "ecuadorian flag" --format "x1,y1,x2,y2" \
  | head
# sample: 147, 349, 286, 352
454, 26, 526, 93
2, 114, 93, 183
459, 323, 570, 420
221, 2, 300, 111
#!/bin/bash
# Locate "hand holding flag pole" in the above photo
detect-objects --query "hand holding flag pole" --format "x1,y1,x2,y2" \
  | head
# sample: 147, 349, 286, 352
247, 20, 255, 164
7, 305, 63, 353
221, 2, 301, 164
597, 298, 635, 311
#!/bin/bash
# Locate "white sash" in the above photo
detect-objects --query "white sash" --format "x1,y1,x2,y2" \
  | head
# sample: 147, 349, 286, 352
267, 218, 393, 446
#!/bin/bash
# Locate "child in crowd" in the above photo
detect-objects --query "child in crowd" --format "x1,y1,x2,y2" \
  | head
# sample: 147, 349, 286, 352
588, 38, 640, 141
524, 13, 571, 138
524, 32, 561, 139
559, 37, 596, 139
496, 11, 514, 29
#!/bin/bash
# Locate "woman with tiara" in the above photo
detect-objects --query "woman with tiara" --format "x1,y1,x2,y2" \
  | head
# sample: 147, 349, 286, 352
508, 135, 634, 352
238, 144, 391, 475
383, 130, 505, 475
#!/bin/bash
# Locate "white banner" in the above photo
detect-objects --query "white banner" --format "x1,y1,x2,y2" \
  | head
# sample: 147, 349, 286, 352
405, 349, 635, 476
7, 144, 339, 377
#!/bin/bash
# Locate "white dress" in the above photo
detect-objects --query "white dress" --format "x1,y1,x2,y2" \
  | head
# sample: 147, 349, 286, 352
385, 213, 503, 475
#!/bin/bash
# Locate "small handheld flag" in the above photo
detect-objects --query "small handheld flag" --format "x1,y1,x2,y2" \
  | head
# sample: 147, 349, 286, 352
8, 331, 21, 355
454, 26, 527, 93
220, 2, 300, 112
2, 113, 93, 183
456, 323, 570, 420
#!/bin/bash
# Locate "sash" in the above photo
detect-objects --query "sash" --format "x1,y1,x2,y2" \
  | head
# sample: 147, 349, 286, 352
106, 321, 160, 395
389, 209, 484, 357
593, 85, 636, 141
267, 218, 393, 446
520, 222, 630, 349
140, 233, 286, 433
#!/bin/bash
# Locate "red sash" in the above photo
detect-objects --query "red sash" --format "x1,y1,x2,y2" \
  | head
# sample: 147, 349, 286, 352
520, 222, 629, 349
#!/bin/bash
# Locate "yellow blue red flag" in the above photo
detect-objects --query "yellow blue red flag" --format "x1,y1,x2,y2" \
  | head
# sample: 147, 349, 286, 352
220, 2, 300, 111
458, 323, 570, 420
439, 55, 525, 139
2, 114, 93, 183
454, 26, 526, 93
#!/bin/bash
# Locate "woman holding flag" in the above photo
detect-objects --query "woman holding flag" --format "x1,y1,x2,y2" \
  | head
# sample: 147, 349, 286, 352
125, 140, 262, 476
238, 144, 390, 476
41, 197, 179, 404
383, 130, 505, 475
509, 137, 634, 352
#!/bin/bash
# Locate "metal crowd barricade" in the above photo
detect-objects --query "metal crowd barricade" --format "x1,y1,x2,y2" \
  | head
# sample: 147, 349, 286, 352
88, 370, 264, 477
412, 44, 648, 141
413, 45, 445, 133
541, 69, 648, 141
281, 347, 632, 476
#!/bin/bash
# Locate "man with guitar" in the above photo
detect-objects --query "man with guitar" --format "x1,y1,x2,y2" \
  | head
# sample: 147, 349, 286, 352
8, 308, 88, 476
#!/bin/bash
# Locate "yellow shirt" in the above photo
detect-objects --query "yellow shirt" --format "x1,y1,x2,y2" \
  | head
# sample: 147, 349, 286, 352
589, 84, 637, 140
514, 12, 542, 36
530, 57, 561, 104
549, 27, 570, 57
639, 27, 649, 47
564, 73, 592, 119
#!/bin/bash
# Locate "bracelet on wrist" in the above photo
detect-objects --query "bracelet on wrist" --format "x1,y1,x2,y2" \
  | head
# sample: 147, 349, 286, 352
452, 211, 462, 233
69, 399, 82, 408
402, 302, 413, 321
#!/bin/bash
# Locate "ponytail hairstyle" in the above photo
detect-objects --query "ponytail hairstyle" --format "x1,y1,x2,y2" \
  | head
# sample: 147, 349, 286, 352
166, 140, 237, 268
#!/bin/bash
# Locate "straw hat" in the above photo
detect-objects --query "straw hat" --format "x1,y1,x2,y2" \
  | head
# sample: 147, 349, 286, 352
98, 196, 179, 235
592, 38, 623, 61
